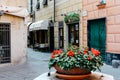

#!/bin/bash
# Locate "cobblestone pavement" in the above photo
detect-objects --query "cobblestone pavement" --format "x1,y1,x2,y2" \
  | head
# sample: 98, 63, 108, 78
0, 48, 53, 80
0, 48, 119, 80
99, 64, 120, 80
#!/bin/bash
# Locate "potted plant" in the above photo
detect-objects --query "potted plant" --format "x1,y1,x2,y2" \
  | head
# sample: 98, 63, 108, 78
97, 1, 106, 9
48, 45, 103, 79
64, 13, 79, 23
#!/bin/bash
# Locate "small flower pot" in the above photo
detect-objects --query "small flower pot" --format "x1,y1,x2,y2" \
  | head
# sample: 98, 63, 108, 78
97, 3, 106, 9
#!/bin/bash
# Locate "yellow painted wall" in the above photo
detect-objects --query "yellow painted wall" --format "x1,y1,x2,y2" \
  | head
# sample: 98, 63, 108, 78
0, 0, 28, 7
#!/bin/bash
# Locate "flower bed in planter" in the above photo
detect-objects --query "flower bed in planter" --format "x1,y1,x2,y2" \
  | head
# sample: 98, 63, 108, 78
48, 45, 104, 79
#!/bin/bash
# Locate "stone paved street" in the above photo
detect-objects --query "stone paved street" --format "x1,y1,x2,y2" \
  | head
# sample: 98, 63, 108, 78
0, 48, 119, 80
0, 48, 53, 80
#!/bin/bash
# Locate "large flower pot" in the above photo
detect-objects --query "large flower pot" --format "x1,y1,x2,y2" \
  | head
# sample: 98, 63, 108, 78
54, 64, 91, 75
54, 65, 91, 80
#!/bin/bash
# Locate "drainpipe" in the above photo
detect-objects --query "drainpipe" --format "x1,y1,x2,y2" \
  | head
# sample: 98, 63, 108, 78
30, 0, 35, 22
54, 0, 55, 22
30, 0, 36, 47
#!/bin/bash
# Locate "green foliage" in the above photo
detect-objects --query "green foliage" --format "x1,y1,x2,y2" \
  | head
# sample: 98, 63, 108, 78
48, 45, 104, 72
64, 13, 79, 23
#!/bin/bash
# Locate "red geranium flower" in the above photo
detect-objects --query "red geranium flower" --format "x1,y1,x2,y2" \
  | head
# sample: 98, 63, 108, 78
84, 48, 89, 54
51, 54, 55, 59
91, 48, 100, 56
53, 49, 62, 55
84, 50, 88, 54
68, 50, 74, 57
88, 56, 92, 61
57, 49, 62, 55
53, 50, 58, 54
78, 51, 81, 54
59, 49, 62, 53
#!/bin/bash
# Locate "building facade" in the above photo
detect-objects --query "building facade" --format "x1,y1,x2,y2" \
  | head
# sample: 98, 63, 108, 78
28, 0, 55, 51
82, 0, 120, 63
29, 0, 120, 63
29, 0, 82, 51
0, 0, 29, 66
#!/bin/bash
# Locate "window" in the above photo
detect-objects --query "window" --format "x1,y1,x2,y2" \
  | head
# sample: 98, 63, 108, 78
30, 0, 33, 13
39, 30, 48, 43
68, 23, 79, 46
43, 0, 48, 6
0, 23, 11, 64
36, 0, 40, 10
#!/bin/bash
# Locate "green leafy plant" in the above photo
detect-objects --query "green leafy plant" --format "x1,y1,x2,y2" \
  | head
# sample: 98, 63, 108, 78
64, 13, 79, 23
48, 45, 103, 72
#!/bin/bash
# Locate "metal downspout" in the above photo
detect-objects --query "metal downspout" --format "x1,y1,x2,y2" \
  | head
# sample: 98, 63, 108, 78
54, 0, 55, 22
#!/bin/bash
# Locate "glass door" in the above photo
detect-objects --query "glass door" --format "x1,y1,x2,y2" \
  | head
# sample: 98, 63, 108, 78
68, 23, 79, 46
58, 21, 64, 49
59, 28, 64, 48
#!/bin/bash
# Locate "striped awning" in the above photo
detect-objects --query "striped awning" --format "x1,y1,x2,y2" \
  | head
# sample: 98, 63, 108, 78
29, 20, 48, 31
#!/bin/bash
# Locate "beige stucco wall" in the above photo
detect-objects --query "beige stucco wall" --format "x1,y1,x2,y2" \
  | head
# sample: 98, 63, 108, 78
0, 0, 28, 7
0, 14, 27, 66
0, 0, 29, 67
82, 0, 120, 54
35, 0, 82, 49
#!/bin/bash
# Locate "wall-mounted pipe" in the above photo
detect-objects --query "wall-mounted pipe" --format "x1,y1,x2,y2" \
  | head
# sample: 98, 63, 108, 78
54, 0, 55, 22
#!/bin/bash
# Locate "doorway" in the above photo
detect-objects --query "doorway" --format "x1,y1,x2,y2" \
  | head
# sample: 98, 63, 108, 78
68, 23, 79, 46
58, 21, 64, 49
88, 18, 106, 60
0, 23, 11, 64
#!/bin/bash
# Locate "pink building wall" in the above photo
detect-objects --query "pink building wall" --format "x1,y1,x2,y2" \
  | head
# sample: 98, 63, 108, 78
82, 0, 120, 54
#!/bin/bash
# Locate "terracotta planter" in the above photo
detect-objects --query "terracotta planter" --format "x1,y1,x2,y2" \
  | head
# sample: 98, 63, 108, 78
54, 64, 91, 75
55, 72, 91, 80
97, 3, 106, 9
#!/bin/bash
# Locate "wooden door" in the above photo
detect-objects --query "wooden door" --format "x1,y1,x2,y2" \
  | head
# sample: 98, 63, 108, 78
88, 18, 106, 60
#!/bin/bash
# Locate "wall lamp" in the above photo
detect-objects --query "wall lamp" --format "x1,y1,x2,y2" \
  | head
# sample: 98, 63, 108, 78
0, 10, 4, 16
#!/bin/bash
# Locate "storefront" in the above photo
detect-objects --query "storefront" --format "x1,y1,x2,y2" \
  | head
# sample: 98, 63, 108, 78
64, 12, 80, 47
29, 20, 49, 51
68, 23, 79, 47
